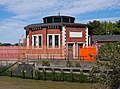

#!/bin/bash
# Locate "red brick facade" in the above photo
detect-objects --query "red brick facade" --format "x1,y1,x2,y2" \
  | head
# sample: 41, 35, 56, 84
24, 16, 92, 59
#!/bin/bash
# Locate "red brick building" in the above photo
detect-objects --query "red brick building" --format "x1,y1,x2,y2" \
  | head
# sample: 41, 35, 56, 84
24, 15, 92, 59
92, 35, 120, 46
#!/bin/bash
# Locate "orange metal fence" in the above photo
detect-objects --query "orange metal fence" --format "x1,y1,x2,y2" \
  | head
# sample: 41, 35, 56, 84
0, 46, 25, 61
0, 46, 64, 60
0, 46, 97, 61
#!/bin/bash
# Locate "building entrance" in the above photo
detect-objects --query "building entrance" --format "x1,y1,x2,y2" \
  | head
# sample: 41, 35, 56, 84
68, 43, 74, 60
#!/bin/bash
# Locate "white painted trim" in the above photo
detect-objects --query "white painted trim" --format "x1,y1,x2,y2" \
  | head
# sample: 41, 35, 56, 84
62, 26, 66, 56
47, 34, 60, 48
77, 42, 84, 57
32, 34, 43, 48
69, 31, 82, 38
67, 42, 75, 58
38, 34, 43, 47
27, 35, 29, 46
77, 42, 85, 44
88, 35, 91, 46
32, 35, 36, 46
62, 26, 66, 47
85, 27, 89, 46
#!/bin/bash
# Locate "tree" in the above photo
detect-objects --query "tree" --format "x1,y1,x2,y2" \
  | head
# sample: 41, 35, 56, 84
0, 42, 12, 46
100, 21, 115, 35
88, 20, 120, 35
88, 20, 101, 35
92, 42, 120, 89
115, 20, 120, 28
113, 20, 120, 35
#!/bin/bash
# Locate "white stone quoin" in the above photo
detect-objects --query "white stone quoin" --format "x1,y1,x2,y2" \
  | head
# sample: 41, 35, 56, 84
85, 27, 89, 46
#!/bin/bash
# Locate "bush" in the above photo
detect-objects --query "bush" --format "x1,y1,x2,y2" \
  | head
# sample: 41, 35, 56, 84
42, 60, 50, 66
66, 61, 73, 67
92, 42, 120, 89
75, 62, 81, 67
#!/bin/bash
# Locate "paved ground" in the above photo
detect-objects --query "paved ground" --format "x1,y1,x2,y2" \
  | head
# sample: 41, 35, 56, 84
0, 76, 93, 89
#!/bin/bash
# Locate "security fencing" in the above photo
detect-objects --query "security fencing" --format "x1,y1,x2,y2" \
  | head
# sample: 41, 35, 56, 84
0, 46, 97, 61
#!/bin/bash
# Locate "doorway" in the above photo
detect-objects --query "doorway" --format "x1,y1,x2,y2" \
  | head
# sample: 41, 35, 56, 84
68, 43, 74, 60
78, 43, 83, 58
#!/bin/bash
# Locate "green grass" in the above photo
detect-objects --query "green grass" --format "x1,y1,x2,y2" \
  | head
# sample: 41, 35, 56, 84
0, 76, 94, 89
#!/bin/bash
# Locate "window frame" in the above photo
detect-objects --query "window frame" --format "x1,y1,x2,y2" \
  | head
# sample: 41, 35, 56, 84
32, 34, 42, 48
38, 34, 42, 48
47, 34, 60, 48
33, 36, 37, 46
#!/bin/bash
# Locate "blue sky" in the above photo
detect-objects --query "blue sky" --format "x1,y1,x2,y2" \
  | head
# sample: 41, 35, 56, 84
0, 0, 120, 43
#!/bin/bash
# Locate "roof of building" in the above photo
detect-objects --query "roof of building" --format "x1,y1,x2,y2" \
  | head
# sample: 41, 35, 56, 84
92, 35, 120, 42
43, 15, 75, 19
24, 22, 88, 30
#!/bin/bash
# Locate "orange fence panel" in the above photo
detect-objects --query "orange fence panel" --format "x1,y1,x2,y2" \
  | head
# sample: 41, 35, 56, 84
80, 46, 97, 61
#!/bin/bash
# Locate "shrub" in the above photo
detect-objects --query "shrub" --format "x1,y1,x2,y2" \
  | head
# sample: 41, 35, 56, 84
42, 60, 50, 66
75, 62, 81, 67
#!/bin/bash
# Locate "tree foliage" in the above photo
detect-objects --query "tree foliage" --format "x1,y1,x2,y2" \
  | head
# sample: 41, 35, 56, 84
0, 42, 22, 46
92, 42, 120, 89
88, 20, 120, 35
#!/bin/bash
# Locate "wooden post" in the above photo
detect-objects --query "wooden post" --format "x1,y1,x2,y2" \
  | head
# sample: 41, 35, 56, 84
31, 69, 33, 79
37, 71, 40, 80
34, 70, 37, 80
79, 71, 83, 83
60, 69, 64, 81
32, 68, 36, 79
22, 70, 26, 78
52, 68, 55, 81
70, 68, 73, 82
10, 71, 12, 77
43, 68, 46, 80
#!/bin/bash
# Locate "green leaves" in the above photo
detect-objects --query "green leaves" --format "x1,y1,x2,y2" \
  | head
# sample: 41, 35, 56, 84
93, 42, 120, 89
88, 20, 120, 35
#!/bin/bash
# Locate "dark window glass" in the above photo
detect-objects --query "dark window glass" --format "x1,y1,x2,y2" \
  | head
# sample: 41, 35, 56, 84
55, 35, 59, 47
38, 36, 42, 47
43, 19, 46, 23
54, 17, 61, 23
63, 17, 69, 23
71, 18, 75, 23
33, 36, 36, 46
49, 35, 52, 47
47, 18, 52, 23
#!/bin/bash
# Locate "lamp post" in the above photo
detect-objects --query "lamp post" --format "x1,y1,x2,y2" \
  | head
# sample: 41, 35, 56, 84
18, 39, 21, 46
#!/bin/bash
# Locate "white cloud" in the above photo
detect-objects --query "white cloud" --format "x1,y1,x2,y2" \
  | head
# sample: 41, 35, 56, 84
79, 17, 120, 23
0, 19, 26, 43
0, 0, 120, 43
0, 0, 120, 19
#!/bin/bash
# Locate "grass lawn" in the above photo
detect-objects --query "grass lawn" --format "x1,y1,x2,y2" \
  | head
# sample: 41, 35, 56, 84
0, 76, 94, 89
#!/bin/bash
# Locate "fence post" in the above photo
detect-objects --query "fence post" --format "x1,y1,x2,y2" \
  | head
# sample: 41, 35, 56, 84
31, 69, 33, 79
52, 68, 55, 81
34, 70, 38, 80
60, 69, 64, 81
53, 55, 54, 60
43, 68, 46, 80
38, 55, 39, 60
37, 71, 40, 80
10, 71, 12, 77
26, 55, 28, 62
22, 70, 26, 78
79, 71, 83, 83
70, 68, 73, 82
32, 68, 36, 79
